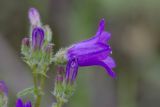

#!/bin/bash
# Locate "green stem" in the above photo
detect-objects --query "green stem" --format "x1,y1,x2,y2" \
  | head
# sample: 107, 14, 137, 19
35, 75, 45, 107
35, 95, 41, 107
54, 98, 64, 107
32, 66, 40, 107
32, 65, 38, 96
34, 66, 47, 107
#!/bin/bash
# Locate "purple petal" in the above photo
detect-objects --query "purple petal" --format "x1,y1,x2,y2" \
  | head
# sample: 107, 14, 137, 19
70, 19, 110, 46
71, 59, 79, 81
16, 99, 24, 107
65, 59, 72, 80
28, 8, 40, 26
25, 101, 32, 107
32, 27, 44, 49
97, 31, 111, 44
96, 18, 105, 35
65, 58, 79, 81
103, 56, 116, 68
97, 61, 116, 78
68, 43, 112, 66
68, 43, 111, 58
95, 19, 111, 43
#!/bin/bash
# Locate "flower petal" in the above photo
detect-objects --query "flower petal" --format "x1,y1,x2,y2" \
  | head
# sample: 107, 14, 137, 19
32, 27, 44, 49
65, 59, 72, 80
103, 56, 116, 68
25, 101, 32, 107
28, 8, 40, 26
71, 59, 79, 81
68, 43, 111, 59
69, 19, 110, 47
96, 18, 105, 35
96, 61, 116, 78
65, 58, 79, 81
97, 31, 111, 44
16, 99, 24, 107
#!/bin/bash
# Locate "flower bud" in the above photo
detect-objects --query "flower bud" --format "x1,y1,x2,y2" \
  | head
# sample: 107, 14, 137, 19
28, 8, 40, 26
45, 43, 54, 54
32, 27, 44, 50
22, 38, 30, 47
16, 98, 32, 107
44, 25, 52, 42
55, 66, 64, 83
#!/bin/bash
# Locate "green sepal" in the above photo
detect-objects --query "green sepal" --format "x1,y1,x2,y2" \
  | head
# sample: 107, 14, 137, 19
53, 82, 76, 103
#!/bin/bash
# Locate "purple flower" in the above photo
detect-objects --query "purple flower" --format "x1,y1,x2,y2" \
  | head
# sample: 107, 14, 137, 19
66, 19, 116, 80
0, 80, 8, 95
16, 98, 32, 107
32, 27, 44, 50
28, 8, 40, 26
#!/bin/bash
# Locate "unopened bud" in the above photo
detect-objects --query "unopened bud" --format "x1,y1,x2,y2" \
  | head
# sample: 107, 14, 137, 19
28, 8, 41, 26
22, 38, 30, 47
45, 44, 54, 54
44, 25, 52, 42
16, 98, 32, 107
55, 66, 65, 83
32, 27, 44, 50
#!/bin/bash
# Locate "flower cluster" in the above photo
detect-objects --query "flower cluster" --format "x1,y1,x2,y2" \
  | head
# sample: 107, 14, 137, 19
21, 8, 53, 68
53, 19, 116, 106
2, 7, 116, 107
54, 19, 116, 82
20, 7, 53, 107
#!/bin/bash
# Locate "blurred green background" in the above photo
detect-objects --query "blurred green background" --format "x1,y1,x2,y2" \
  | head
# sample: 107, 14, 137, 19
0, 0, 160, 107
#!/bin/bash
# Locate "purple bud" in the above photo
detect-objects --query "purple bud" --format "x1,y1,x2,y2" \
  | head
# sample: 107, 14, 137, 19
56, 66, 65, 83
16, 98, 32, 107
25, 101, 32, 107
45, 44, 54, 53
16, 99, 23, 107
28, 8, 40, 26
0, 81, 8, 95
22, 38, 30, 47
32, 27, 44, 50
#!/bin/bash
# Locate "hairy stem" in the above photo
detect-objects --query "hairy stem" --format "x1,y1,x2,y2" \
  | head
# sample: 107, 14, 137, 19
32, 66, 40, 107
34, 65, 47, 107
54, 98, 64, 107
35, 75, 45, 107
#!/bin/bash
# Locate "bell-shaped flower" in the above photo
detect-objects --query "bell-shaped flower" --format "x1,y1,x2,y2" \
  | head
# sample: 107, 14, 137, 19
66, 19, 116, 80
